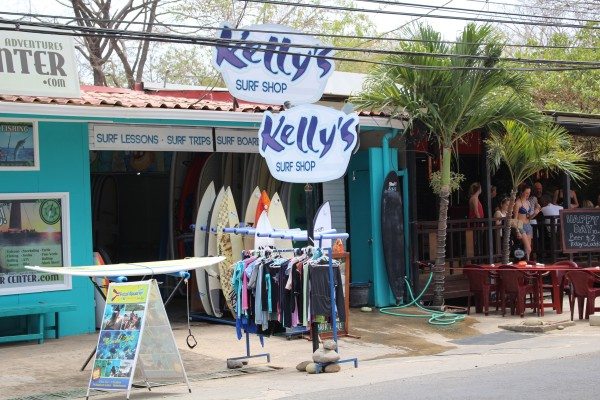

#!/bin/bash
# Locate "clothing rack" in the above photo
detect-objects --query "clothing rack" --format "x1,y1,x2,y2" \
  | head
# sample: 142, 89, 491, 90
226, 228, 357, 373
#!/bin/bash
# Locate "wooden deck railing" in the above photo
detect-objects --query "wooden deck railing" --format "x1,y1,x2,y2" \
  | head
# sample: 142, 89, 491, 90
414, 216, 599, 270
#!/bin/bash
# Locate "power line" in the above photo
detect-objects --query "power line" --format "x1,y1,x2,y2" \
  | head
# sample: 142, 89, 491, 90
461, 0, 600, 15
352, 0, 600, 25
1, 20, 599, 73
2, 17, 600, 67
239, 0, 600, 30
1, 10, 598, 51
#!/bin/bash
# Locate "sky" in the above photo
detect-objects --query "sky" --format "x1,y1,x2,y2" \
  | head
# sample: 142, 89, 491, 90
1, 0, 510, 39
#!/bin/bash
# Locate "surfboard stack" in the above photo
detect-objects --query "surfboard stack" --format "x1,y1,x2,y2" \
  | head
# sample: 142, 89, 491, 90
161, 150, 334, 319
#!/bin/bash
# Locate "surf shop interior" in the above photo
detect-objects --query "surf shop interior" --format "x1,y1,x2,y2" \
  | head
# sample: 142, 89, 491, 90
0, 81, 410, 339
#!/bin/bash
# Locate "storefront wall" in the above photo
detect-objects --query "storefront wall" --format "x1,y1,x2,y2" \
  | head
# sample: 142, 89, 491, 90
0, 104, 402, 335
0, 119, 95, 336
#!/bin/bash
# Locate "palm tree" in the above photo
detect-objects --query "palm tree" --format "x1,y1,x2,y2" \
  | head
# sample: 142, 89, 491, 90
352, 23, 543, 307
486, 121, 588, 264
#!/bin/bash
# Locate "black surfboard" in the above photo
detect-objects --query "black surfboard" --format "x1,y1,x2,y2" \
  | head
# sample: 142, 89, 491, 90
381, 171, 405, 303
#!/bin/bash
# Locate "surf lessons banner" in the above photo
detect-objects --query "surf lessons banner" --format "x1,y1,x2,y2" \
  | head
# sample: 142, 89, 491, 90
213, 23, 335, 105
0, 28, 80, 98
90, 123, 213, 152
258, 104, 359, 183
0, 121, 39, 170
0, 192, 71, 296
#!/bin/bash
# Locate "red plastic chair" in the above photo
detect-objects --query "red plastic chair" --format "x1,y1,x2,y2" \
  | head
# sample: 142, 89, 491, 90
547, 260, 580, 313
564, 270, 600, 320
497, 265, 540, 318
464, 265, 498, 316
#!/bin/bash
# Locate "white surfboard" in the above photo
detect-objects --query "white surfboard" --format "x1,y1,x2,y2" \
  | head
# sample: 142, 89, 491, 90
243, 187, 261, 250
314, 201, 333, 249
25, 257, 225, 277
194, 182, 216, 316
206, 186, 227, 317
254, 211, 275, 250
268, 192, 293, 251
195, 153, 222, 211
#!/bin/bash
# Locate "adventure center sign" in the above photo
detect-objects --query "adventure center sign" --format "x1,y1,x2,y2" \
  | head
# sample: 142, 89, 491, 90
258, 104, 359, 183
0, 30, 80, 98
213, 23, 335, 105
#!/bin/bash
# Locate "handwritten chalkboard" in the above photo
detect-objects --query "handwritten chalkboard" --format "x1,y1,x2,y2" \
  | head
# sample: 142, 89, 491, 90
560, 209, 600, 253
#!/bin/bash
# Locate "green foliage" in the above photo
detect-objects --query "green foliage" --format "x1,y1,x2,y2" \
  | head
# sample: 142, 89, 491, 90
352, 23, 543, 151
429, 171, 465, 195
486, 120, 589, 189
152, 47, 222, 87
512, 26, 600, 114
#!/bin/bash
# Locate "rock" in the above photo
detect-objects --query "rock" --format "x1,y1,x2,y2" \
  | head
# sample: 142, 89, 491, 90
296, 361, 311, 371
557, 325, 565, 330
305, 363, 317, 374
324, 364, 341, 373
323, 340, 337, 350
321, 349, 340, 363
360, 306, 372, 312
226, 359, 243, 369
523, 319, 544, 326
312, 349, 326, 363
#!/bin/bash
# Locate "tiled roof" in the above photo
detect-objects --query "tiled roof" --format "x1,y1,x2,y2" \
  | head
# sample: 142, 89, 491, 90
0, 86, 282, 113
0, 85, 388, 117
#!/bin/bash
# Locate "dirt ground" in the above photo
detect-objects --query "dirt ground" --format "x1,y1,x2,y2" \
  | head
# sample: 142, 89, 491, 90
0, 305, 483, 400
347, 307, 479, 359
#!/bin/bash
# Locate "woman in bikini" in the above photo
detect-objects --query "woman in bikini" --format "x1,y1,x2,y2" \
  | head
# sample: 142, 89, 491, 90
513, 184, 540, 261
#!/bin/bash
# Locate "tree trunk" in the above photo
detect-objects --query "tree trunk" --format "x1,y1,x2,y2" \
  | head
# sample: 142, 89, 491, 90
501, 189, 517, 264
433, 147, 452, 307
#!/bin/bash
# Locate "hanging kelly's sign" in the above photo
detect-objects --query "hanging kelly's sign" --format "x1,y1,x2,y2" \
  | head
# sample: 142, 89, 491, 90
258, 104, 359, 183
213, 23, 335, 105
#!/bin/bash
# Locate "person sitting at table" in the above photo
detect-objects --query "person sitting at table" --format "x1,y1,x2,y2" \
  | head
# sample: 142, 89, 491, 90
553, 188, 579, 209
513, 184, 540, 261
540, 194, 563, 223
582, 199, 594, 208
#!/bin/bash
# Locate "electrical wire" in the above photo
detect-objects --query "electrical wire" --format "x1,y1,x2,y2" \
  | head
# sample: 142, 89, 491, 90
1, 18, 599, 71
351, 0, 600, 25
240, 0, 600, 30
1, 10, 598, 51
461, 0, 600, 15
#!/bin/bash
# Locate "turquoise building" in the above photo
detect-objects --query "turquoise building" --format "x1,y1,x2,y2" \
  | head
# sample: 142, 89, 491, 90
0, 85, 408, 340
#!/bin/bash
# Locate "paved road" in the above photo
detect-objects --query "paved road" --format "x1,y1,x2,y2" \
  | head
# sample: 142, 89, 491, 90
283, 351, 600, 400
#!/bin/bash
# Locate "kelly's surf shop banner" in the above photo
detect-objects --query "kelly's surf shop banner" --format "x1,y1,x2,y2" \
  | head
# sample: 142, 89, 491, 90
0, 193, 71, 295
258, 104, 359, 183
213, 23, 335, 105
88, 280, 188, 397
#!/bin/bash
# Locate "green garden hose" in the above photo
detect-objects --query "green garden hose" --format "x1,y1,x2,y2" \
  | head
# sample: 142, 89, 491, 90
380, 271, 466, 325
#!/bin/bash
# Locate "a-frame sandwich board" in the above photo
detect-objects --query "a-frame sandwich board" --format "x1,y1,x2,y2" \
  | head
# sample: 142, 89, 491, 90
86, 279, 190, 399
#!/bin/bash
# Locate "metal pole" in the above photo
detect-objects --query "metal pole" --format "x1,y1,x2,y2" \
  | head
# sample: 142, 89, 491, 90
305, 183, 320, 352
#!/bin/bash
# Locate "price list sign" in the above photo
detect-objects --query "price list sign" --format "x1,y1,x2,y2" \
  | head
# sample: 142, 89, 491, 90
0, 193, 71, 295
